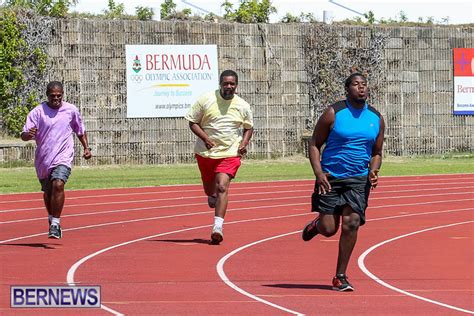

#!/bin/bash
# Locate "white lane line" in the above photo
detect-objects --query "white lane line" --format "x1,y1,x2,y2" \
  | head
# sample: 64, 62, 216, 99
100, 304, 124, 316
2, 201, 471, 246
216, 232, 304, 316
2, 196, 473, 226
2, 187, 473, 214
0, 203, 309, 244
0, 178, 310, 197
0, 198, 309, 225
380, 173, 474, 178
358, 221, 474, 314
66, 213, 309, 316
1, 204, 471, 313
0, 190, 308, 213
2, 176, 473, 205
0, 183, 311, 204
2, 172, 473, 199
216, 208, 474, 315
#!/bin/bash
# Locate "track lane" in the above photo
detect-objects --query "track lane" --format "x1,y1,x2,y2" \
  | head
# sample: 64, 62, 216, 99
0, 174, 473, 315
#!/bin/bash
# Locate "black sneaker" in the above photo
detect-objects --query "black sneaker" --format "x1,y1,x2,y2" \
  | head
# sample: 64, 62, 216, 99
48, 224, 62, 239
208, 195, 217, 208
332, 274, 354, 292
302, 217, 319, 241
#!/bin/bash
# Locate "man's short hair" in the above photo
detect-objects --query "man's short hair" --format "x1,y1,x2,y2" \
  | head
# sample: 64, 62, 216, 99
219, 70, 238, 84
46, 81, 64, 94
344, 73, 366, 88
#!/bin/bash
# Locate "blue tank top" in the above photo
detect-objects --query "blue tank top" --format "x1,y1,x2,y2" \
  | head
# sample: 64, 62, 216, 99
321, 100, 381, 178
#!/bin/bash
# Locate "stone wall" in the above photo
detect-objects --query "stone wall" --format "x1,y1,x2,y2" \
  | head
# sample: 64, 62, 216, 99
1, 20, 472, 164
381, 27, 473, 155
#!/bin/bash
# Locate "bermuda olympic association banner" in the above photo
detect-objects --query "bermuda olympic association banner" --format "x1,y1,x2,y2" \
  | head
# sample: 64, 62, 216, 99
126, 45, 218, 117
453, 48, 474, 115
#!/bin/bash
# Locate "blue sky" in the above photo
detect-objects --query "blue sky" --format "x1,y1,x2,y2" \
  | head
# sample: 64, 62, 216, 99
70, 0, 473, 24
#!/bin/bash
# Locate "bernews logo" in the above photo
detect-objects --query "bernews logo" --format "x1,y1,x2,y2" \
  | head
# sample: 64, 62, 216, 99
11, 286, 101, 308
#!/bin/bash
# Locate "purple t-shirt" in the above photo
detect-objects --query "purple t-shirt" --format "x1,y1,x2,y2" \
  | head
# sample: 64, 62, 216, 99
22, 101, 85, 180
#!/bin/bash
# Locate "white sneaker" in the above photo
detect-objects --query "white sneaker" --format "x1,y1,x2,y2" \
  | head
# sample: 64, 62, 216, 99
211, 226, 223, 244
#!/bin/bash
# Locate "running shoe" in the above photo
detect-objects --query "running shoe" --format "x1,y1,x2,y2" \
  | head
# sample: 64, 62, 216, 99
302, 217, 319, 241
48, 224, 62, 239
208, 195, 217, 208
210, 226, 223, 244
332, 274, 354, 292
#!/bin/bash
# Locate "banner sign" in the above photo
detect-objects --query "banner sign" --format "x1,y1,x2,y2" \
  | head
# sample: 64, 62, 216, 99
126, 45, 219, 118
453, 48, 474, 115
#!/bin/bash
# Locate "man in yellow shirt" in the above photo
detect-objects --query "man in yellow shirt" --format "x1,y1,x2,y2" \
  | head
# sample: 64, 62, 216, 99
185, 70, 254, 244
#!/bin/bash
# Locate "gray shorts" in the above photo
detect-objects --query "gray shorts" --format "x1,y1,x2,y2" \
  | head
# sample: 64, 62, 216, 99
39, 165, 71, 193
311, 175, 371, 225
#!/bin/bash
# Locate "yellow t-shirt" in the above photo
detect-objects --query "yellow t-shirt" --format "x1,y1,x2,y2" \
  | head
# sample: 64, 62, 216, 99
185, 90, 253, 158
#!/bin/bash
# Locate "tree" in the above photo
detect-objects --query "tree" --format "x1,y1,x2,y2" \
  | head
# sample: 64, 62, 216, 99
160, 0, 177, 19
204, 12, 220, 22
299, 12, 317, 23
440, 16, 449, 24
0, 9, 48, 135
222, 0, 277, 23
103, 0, 125, 19
135, 6, 154, 21
280, 13, 299, 23
398, 10, 408, 22
281, 12, 317, 23
222, 0, 236, 20
364, 10, 375, 24
4, 0, 78, 17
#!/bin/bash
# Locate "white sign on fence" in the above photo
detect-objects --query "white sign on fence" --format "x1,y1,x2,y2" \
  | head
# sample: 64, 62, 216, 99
125, 45, 219, 118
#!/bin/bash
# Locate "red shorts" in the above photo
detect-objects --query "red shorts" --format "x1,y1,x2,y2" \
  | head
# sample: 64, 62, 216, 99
195, 154, 241, 183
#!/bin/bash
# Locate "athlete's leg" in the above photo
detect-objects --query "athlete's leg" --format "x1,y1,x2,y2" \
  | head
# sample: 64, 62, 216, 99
214, 172, 232, 219
40, 178, 53, 225
50, 179, 65, 218
195, 155, 218, 205
317, 213, 340, 237
202, 179, 216, 197
43, 191, 52, 216
210, 157, 240, 244
336, 205, 361, 275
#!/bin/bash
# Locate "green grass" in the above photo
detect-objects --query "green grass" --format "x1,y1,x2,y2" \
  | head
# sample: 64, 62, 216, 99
0, 154, 473, 194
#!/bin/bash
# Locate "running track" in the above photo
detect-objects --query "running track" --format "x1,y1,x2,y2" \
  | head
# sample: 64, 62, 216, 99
0, 174, 473, 315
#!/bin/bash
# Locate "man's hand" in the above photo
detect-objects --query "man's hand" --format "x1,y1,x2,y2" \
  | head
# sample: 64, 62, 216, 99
238, 143, 248, 156
369, 169, 379, 189
23, 127, 37, 141
204, 139, 216, 150
83, 148, 92, 160
316, 172, 331, 194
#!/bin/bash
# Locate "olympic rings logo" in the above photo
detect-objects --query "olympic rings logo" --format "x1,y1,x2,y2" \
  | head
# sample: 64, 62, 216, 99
129, 74, 144, 83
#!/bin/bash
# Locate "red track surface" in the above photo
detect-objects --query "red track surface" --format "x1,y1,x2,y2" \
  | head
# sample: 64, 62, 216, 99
0, 174, 473, 315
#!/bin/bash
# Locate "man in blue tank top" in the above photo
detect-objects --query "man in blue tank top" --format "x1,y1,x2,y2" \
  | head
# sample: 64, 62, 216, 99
302, 73, 385, 292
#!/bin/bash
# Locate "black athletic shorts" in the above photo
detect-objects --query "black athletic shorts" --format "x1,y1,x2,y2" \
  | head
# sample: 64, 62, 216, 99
311, 175, 371, 225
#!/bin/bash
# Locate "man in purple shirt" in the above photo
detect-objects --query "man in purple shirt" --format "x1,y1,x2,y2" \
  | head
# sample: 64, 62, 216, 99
21, 81, 92, 239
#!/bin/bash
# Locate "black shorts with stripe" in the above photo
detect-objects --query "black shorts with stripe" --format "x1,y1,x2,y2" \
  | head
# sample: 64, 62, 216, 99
311, 175, 371, 225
